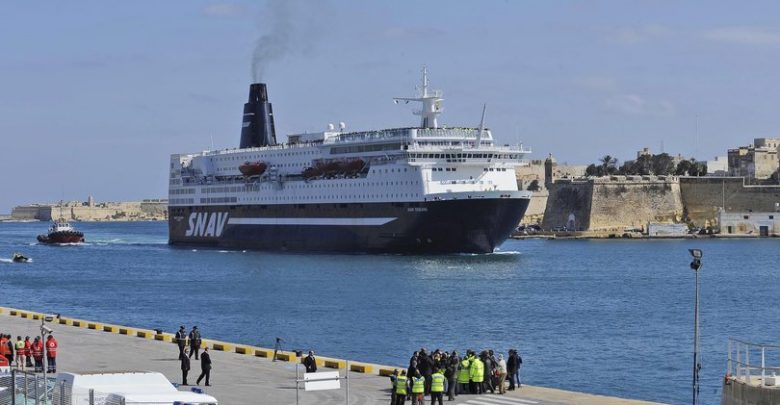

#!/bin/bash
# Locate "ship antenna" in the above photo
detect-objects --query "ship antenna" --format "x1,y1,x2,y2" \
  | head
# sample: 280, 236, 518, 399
476, 103, 487, 148
393, 66, 443, 129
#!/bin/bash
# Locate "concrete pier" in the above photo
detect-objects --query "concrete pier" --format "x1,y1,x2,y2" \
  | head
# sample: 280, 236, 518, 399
0, 308, 666, 405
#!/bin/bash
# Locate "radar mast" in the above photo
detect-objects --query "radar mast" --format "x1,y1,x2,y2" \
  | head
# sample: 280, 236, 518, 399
394, 67, 443, 128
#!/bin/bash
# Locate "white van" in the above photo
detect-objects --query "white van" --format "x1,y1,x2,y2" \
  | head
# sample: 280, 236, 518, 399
54, 371, 218, 405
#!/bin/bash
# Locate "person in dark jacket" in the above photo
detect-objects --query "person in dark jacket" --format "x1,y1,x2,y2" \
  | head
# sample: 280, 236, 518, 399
406, 355, 418, 401
188, 326, 202, 360
304, 350, 318, 373
446, 351, 459, 401
196, 347, 212, 386
507, 350, 519, 390
175, 325, 188, 359
180, 347, 191, 386
417, 349, 433, 394
481, 351, 495, 393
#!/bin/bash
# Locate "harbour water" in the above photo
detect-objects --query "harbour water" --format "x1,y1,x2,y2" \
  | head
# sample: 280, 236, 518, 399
1, 221, 778, 405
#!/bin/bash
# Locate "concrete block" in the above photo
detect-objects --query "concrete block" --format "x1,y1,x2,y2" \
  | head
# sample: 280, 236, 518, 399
379, 368, 397, 377
350, 363, 373, 374
10, 310, 19, 316
324, 359, 347, 369
136, 330, 154, 339
20, 311, 30, 319
118, 327, 135, 335
254, 348, 272, 358
87, 322, 103, 330
275, 352, 298, 362
32, 313, 42, 320
60, 318, 73, 326
72, 320, 86, 328
154, 333, 173, 342
103, 325, 119, 333
212, 342, 234, 352
235, 346, 254, 355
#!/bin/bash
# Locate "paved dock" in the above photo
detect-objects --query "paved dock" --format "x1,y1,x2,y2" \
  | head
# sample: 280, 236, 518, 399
0, 311, 666, 405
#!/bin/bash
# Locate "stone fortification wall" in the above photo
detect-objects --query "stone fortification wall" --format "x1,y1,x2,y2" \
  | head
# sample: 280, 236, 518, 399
543, 176, 683, 232
541, 180, 593, 230
522, 190, 548, 224
680, 177, 780, 227
10, 201, 168, 221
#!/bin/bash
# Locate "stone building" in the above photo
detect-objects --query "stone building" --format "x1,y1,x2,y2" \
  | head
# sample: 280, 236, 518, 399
719, 210, 780, 236
707, 156, 728, 176
727, 138, 780, 179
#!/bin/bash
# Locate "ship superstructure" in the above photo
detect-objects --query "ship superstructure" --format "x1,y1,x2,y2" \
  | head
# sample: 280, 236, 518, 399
168, 69, 531, 253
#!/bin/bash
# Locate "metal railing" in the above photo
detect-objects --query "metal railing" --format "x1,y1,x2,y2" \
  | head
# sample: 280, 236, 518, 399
727, 338, 780, 385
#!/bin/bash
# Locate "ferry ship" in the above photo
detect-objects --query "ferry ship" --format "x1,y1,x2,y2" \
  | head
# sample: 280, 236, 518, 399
168, 69, 531, 253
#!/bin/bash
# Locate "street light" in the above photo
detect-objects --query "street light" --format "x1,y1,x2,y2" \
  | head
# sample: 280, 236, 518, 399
40, 318, 53, 396
688, 249, 703, 405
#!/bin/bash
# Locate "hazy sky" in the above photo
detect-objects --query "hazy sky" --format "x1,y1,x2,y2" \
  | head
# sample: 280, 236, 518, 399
2, 1, 779, 212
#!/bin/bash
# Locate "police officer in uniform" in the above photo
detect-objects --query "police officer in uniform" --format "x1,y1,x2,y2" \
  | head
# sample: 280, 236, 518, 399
175, 325, 188, 359
446, 351, 459, 400
394, 371, 408, 405
188, 326, 202, 360
430, 369, 445, 405
411, 371, 425, 405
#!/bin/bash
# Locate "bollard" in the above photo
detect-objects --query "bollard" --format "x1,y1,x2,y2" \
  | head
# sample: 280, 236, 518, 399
89, 389, 94, 405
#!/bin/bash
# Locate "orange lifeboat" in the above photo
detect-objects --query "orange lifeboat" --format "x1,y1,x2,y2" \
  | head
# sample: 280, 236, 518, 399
239, 161, 267, 177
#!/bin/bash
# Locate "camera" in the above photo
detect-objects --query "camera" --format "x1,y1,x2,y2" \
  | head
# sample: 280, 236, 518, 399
41, 325, 53, 334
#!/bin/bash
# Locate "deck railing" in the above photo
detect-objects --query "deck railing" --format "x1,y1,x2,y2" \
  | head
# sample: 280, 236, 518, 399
728, 338, 780, 385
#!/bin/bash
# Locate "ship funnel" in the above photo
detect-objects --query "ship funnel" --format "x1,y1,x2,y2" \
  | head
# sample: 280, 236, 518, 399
240, 83, 277, 148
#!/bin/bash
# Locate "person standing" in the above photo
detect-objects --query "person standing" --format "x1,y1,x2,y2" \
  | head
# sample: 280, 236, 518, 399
457, 353, 471, 395
481, 351, 494, 394
515, 351, 523, 388
303, 350, 318, 373
445, 351, 459, 401
417, 349, 433, 395
430, 369, 445, 405
180, 347, 191, 386
31, 337, 44, 373
496, 354, 507, 394
389, 369, 399, 405
0, 335, 9, 365
175, 326, 188, 359
15, 336, 25, 370
24, 336, 33, 369
394, 371, 408, 405
410, 371, 425, 405
196, 347, 211, 386
507, 350, 518, 390
469, 353, 483, 395
188, 326, 202, 360
45, 334, 58, 373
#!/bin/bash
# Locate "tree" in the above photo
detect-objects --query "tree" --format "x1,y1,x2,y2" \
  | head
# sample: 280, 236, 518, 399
675, 160, 693, 176
585, 164, 598, 177
690, 161, 707, 177
600, 155, 618, 175
651, 153, 675, 175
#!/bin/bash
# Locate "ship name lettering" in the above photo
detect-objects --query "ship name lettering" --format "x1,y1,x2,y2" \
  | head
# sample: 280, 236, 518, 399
185, 212, 229, 237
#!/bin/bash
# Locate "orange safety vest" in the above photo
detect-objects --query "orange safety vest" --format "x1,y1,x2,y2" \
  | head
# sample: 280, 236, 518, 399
24, 340, 31, 356
46, 338, 57, 357
31, 341, 43, 358
0, 338, 8, 356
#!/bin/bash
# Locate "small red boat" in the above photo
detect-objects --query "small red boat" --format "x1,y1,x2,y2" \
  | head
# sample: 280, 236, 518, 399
37, 220, 85, 244
239, 161, 267, 177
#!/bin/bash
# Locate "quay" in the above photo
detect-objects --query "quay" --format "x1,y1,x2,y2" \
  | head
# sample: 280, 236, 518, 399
0, 307, 666, 405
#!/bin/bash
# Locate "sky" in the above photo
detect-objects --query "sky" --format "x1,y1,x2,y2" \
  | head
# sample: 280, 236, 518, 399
2, 0, 780, 212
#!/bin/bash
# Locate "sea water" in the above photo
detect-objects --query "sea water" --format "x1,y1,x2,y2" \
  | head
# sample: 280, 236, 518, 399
0, 221, 778, 405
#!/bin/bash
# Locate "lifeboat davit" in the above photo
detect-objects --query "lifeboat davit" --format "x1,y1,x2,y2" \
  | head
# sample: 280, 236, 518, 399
239, 161, 267, 177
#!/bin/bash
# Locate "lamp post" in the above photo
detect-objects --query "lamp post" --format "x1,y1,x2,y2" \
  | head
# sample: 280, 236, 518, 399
688, 249, 703, 405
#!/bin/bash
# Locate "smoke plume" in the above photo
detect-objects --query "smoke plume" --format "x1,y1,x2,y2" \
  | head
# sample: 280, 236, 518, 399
251, 0, 294, 82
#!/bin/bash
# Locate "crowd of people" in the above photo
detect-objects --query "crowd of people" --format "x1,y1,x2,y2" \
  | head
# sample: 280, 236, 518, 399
0, 333, 59, 373
173, 325, 211, 387
390, 348, 523, 405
